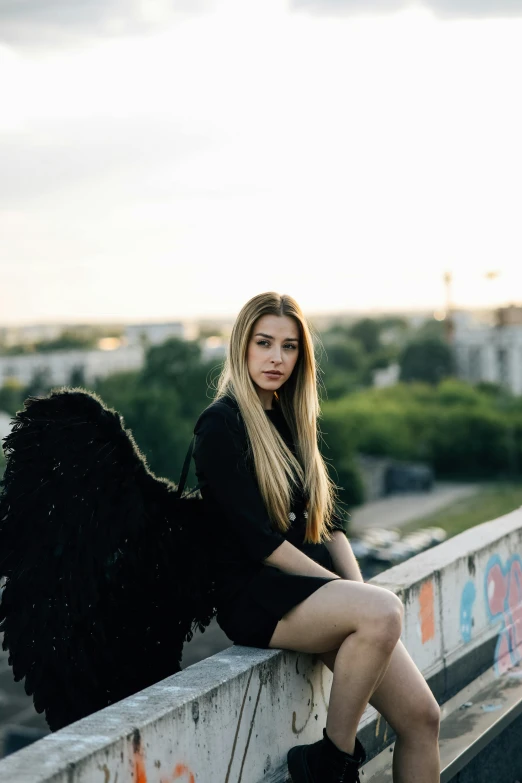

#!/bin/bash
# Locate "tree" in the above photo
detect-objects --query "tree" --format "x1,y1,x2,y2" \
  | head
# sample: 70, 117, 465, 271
321, 335, 365, 373
68, 365, 87, 388
0, 378, 25, 415
349, 318, 381, 354
399, 337, 454, 385
24, 367, 54, 398
139, 337, 223, 421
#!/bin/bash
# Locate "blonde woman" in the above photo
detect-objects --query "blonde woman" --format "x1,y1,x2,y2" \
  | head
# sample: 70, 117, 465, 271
192, 292, 440, 783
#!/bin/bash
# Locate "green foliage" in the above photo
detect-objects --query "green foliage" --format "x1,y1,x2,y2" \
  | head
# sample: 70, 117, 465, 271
68, 365, 87, 388
332, 455, 366, 512
94, 368, 195, 483
320, 335, 365, 373
33, 330, 99, 352
139, 337, 224, 421
24, 367, 54, 398
349, 318, 381, 354
428, 407, 511, 477
91, 340, 225, 483
0, 378, 26, 416
436, 378, 485, 408
399, 337, 454, 385
415, 318, 446, 340
321, 380, 522, 480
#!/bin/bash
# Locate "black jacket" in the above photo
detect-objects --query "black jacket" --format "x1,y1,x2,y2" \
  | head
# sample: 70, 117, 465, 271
192, 393, 345, 608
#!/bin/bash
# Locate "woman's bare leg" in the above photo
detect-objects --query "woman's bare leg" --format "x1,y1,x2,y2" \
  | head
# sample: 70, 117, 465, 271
268, 579, 404, 755
320, 640, 440, 782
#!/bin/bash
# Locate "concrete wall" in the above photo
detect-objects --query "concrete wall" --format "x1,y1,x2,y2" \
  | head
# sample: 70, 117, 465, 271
1, 507, 521, 783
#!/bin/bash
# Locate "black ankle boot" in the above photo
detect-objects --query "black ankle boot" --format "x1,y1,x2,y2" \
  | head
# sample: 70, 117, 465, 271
287, 727, 366, 783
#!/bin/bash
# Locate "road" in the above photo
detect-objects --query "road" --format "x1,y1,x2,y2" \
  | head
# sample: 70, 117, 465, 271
348, 481, 480, 536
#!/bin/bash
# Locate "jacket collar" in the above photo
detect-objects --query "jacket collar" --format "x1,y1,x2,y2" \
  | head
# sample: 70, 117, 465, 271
219, 392, 280, 414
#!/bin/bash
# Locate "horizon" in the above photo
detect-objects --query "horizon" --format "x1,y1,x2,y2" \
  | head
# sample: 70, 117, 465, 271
0, 303, 502, 332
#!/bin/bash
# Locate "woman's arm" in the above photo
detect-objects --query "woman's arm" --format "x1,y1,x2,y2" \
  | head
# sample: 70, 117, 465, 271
265, 540, 341, 580
324, 531, 364, 582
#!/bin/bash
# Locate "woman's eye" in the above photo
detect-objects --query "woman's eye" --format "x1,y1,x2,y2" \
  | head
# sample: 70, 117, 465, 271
256, 340, 296, 350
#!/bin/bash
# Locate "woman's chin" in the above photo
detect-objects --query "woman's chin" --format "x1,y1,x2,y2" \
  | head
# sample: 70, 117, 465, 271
259, 377, 283, 389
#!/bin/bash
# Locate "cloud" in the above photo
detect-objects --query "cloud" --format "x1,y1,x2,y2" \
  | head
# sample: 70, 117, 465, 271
0, 119, 212, 208
292, 0, 522, 18
0, 0, 212, 48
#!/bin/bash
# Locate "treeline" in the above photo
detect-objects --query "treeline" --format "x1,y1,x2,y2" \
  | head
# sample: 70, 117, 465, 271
1, 319, 521, 512
321, 379, 522, 511
0, 327, 123, 356
0, 338, 221, 488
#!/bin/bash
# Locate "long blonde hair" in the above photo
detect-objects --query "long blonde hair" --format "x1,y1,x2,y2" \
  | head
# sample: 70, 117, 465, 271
214, 292, 340, 544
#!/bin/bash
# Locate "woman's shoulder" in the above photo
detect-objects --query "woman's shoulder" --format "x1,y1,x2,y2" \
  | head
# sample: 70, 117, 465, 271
194, 394, 244, 436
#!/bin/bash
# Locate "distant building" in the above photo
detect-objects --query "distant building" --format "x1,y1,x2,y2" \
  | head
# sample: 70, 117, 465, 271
200, 336, 227, 363
453, 307, 522, 395
373, 363, 400, 388
123, 322, 185, 347
0, 346, 145, 389
495, 304, 522, 327
0, 324, 63, 346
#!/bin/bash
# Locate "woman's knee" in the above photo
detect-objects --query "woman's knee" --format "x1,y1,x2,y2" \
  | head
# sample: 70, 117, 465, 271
362, 591, 403, 652
399, 693, 441, 739
419, 695, 441, 736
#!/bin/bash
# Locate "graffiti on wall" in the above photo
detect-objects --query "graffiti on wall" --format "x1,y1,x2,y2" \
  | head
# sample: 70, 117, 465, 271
460, 581, 476, 644
95, 655, 322, 783
418, 579, 435, 644
485, 554, 522, 675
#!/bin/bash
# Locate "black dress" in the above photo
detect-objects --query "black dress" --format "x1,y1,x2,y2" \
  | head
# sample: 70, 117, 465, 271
192, 393, 344, 649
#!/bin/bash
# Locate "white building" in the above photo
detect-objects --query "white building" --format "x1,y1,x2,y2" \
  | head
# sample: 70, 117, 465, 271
123, 322, 185, 347
373, 363, 400, 388
453, 316, 522, 396
0, 346, 145, 389
0, 324, 63, 347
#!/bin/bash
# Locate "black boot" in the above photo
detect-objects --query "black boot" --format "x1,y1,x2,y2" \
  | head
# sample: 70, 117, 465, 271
287, 727, 366, 783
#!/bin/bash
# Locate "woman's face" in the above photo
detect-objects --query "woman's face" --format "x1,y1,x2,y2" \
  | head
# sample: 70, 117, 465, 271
246, 314, 300, 407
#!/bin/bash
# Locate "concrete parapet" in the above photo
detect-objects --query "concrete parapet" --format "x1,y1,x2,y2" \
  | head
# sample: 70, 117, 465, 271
0, 507, 521, 782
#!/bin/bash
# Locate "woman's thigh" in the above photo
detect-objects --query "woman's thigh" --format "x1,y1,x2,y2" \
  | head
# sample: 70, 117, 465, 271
267, 578, 402, 654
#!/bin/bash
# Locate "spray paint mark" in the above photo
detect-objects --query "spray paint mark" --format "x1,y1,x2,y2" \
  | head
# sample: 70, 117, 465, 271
460, 580, 476, 644
485, 554, 522, 674
419, 580, 435, 644
132, 729, 148, 783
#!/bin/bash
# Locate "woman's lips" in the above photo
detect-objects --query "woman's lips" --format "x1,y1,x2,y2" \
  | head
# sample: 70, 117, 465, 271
264, 371, 282, 378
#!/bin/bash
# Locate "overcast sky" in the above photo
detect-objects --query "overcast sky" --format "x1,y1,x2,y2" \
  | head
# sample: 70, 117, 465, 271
1, 0, 521, 325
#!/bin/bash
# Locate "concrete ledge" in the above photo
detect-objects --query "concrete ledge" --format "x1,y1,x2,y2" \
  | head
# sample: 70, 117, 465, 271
0, 507, 521, 782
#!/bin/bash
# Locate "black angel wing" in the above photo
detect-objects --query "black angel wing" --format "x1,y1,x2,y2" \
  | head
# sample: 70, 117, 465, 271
0, 387, 216, 732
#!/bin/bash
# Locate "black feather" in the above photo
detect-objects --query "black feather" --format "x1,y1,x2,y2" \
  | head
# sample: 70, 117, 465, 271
0, 387, 217, 731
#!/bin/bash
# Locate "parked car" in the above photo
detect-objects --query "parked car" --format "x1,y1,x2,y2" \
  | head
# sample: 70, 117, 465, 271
384, 462, 434, 494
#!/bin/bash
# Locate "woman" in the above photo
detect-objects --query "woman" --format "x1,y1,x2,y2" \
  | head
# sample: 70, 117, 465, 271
193, 292, 440, 783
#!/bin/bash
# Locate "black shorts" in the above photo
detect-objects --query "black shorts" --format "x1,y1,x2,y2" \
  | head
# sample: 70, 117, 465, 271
216, 552, 340, 649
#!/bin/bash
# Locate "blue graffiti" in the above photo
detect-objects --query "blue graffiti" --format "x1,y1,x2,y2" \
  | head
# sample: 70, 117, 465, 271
460, 581, 476, 644
484, 553, 522, 675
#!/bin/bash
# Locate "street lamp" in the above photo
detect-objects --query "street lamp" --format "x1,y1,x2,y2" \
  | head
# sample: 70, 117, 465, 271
443, 271, 454, 344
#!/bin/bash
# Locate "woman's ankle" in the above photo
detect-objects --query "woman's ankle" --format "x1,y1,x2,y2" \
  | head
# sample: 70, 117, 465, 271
324, 727, 355, 755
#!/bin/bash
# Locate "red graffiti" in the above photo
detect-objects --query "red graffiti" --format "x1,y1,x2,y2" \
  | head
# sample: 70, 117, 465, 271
486, 555, 522, 674
133, 748, 148, 783
160, 764, 195, 783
